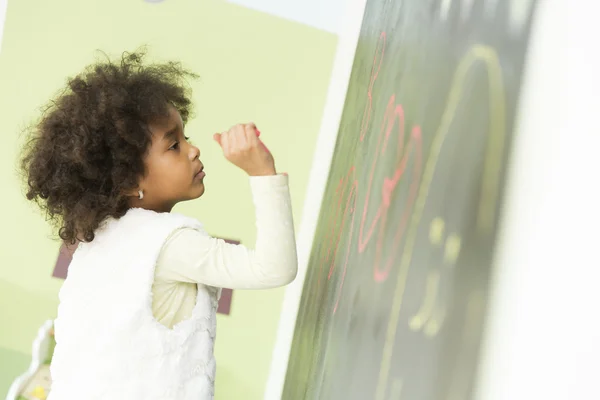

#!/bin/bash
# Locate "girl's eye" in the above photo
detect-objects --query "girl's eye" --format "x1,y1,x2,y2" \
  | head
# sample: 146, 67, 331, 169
169, 142, 180, 151
184, 136, 190, 141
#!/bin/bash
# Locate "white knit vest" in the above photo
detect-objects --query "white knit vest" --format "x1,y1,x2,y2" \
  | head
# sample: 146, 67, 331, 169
49, 208, 220, 400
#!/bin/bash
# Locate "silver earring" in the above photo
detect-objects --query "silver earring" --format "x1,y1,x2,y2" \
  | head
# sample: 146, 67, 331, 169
138, 190, 144, 200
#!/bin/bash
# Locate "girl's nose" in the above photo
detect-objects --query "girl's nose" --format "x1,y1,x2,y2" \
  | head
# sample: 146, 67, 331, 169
189, 144, 200, 161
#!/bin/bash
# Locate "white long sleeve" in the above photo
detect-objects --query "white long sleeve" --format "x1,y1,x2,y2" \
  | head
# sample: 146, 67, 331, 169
154, 174, 298, 290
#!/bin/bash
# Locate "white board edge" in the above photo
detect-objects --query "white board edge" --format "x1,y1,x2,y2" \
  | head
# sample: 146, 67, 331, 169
263, 0, 368, 398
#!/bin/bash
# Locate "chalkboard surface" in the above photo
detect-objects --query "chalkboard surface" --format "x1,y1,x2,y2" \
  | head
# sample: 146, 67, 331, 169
283, 1, 537, 399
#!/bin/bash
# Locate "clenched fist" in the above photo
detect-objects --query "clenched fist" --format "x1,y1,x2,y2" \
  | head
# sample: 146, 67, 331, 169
213, 123, 276, 176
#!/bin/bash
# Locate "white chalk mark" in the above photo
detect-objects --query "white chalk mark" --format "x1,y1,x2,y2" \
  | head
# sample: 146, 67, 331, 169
460, 0, 476, 22
509, 0, 535, 34
440, 0, 454, 21
389, 378, 403, 399
484, 0, 500, 18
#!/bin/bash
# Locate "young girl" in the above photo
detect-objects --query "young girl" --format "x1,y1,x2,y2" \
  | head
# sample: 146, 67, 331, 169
21, 51, 298, 400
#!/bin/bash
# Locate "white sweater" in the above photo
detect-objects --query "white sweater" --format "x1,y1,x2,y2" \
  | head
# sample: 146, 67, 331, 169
49, 175, 297, 400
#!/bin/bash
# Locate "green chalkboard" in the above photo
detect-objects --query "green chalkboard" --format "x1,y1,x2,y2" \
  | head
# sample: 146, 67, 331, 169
283, 1, 537, 399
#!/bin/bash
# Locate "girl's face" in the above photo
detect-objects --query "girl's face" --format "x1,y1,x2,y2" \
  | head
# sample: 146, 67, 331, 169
133, 104, 206, 212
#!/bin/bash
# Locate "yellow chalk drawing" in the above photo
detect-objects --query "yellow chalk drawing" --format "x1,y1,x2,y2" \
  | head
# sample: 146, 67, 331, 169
429, 217, 445, 245
424, 304, 446, 338
411, 218, 459, 338
444, 233, 462, 265
374, 44, 505, 400
408, 270, 441, 332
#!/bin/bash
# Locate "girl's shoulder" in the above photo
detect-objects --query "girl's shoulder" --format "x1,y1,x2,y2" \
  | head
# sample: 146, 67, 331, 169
98, 208, 205, 240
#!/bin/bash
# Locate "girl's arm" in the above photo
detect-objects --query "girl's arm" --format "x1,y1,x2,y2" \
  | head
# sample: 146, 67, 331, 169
155, 174, 297, 289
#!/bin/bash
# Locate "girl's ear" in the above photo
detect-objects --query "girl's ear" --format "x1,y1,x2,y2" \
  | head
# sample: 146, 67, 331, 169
124, 185, 144, 203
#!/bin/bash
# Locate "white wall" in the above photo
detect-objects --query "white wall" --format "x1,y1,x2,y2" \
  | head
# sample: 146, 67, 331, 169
226, 0, 348, 34
475, 1, 600, 399
0, 0, 8, 55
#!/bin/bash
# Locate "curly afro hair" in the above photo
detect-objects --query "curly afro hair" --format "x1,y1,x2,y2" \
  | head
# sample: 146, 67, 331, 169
21, 50, 198, 244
